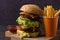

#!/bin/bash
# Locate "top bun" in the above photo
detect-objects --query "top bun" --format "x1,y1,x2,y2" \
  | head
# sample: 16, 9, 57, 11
20, 4, 42, 16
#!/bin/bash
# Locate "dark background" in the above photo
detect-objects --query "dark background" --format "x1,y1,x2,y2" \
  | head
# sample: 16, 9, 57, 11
0, 0, 60, 40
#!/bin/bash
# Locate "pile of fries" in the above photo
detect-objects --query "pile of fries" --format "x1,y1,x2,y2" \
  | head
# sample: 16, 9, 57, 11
43, 5, 60, 17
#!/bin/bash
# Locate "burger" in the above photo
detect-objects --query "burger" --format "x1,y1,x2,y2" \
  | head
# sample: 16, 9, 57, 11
16, 4, 42, 38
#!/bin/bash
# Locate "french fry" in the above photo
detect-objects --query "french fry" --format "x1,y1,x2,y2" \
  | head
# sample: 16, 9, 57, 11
43, 5, 60, 17
52, 8, 55, 17
54, 10, 60, 17
43, 7, 47, 16
46, 6, 54, 17
53, 10, 57, 16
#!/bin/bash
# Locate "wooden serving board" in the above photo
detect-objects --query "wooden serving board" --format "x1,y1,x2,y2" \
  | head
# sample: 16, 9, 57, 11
11, 34, 53, 40
5, 31, 53, 40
